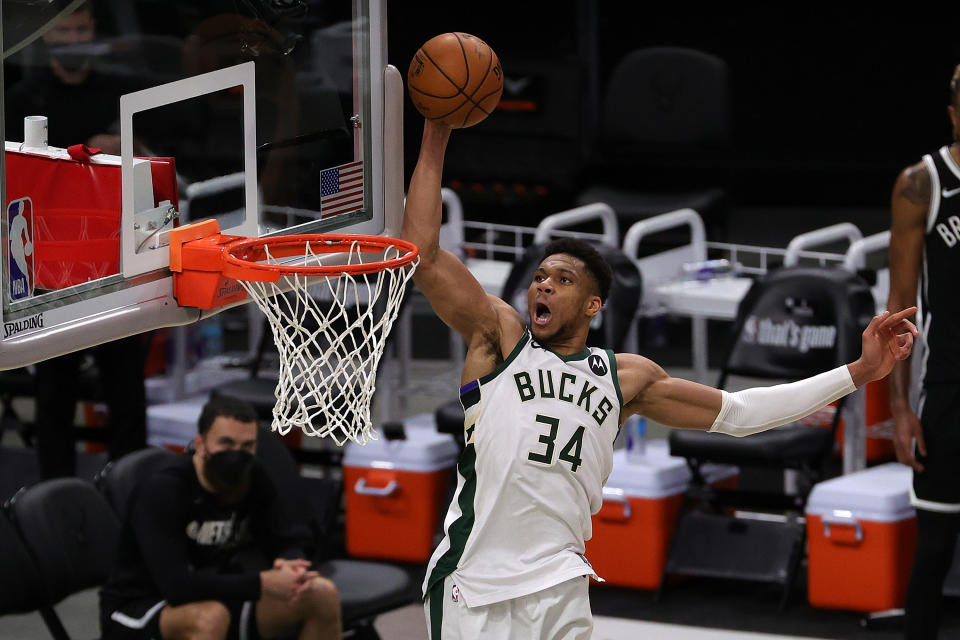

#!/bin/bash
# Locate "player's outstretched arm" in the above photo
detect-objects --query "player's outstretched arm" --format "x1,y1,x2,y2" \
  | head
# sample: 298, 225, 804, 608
619, 307, 919, 435
402, 121, 504, 344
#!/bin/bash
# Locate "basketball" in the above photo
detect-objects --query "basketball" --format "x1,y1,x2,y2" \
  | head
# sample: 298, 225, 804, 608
407, 32, 503, 129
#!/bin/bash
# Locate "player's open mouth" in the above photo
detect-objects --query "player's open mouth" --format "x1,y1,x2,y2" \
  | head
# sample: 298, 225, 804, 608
533, 303, 552, 326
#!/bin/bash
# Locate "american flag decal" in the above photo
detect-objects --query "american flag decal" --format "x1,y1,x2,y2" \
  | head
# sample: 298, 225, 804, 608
320, 160, 364, 219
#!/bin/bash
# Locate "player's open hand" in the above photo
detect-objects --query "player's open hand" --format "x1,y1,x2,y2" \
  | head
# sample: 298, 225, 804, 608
848, 308, 918, 387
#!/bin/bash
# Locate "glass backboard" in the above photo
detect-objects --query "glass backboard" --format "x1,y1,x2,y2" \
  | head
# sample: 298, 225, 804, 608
0, 0, 403, 368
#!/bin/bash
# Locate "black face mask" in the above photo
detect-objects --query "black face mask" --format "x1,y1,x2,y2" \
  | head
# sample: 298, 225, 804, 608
48, 46, 91, 73
204, 449, 255, 493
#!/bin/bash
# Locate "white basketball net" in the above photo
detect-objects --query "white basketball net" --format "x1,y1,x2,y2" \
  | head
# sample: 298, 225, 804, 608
237, 240, 418, 445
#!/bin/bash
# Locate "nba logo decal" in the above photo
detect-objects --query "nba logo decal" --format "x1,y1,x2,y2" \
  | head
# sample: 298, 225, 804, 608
7, 198, 34, 301
451, 583, 460, 603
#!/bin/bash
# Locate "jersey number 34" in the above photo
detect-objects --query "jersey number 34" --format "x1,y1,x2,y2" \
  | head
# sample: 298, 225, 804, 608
527, 414, 585, 472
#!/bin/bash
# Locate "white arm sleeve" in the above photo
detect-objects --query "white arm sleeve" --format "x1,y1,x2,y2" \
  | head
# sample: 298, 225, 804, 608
709, 366, 856, 437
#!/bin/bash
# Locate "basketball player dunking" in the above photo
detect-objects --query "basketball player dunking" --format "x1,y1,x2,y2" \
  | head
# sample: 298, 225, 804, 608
404, 120, 918, 639
888, 63, 960, 640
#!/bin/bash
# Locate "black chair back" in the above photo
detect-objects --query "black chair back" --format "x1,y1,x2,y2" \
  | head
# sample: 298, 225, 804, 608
9, 478, 120, 603
601, 47, 732, 158
97, 447, 180, 523
255, 427, 338, 552
500, 241, 642, 352
719, 266, 875, 386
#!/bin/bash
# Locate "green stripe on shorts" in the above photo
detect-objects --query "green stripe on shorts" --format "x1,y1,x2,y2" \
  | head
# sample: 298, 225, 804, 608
429, 578, 444, 640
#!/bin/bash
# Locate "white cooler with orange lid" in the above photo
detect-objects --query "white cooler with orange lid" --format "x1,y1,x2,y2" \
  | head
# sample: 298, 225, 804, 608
805, 462, 917, 612
585, 439, 738, 589
343, 423, 459, 562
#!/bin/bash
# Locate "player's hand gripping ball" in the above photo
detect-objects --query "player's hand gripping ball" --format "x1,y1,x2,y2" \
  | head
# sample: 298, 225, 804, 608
407, 32, 503, 129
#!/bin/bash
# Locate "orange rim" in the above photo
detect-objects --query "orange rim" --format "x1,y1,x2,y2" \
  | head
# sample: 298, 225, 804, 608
222, 234, 419, 279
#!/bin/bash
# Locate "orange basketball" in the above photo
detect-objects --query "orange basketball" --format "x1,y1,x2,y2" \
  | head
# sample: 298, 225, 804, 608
407, 32, 503, 129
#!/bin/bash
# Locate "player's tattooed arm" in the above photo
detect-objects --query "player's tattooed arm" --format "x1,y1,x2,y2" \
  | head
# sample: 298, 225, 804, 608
897, 163, 931, 206
887, 161, 929, 471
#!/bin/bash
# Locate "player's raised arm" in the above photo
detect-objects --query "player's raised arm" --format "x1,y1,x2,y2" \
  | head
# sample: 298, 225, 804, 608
618, 307, 918, 433
401, 122, 507, 344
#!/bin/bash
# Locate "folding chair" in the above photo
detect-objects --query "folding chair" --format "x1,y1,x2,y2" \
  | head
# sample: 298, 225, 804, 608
6, 478, 121, 640
661, 265, 876, 610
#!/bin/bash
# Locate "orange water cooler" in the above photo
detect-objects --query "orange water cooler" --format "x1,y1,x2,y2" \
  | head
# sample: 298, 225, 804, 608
806, 462, 916, 612
343, 428, 459, 562
586, 440, 738, 589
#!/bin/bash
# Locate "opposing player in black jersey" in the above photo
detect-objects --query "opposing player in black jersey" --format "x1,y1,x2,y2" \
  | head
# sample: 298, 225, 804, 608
99, 396, 341, 640
887, 63, 960, 640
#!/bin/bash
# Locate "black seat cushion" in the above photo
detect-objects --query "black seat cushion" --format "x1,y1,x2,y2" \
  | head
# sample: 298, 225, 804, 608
319, 559, 414, 622
669, 425, 833, 469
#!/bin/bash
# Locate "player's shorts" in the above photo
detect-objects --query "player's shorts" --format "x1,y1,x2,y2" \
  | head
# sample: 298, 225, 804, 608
100, 597, 260, 640
423, 574, 592, 640
914, 383, 960, 511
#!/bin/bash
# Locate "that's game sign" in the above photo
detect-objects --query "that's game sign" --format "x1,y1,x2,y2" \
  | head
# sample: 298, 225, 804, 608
7, 197, 34, 301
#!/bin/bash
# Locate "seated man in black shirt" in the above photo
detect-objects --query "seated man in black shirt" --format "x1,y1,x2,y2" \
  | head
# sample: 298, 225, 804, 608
99, 396, 341, 639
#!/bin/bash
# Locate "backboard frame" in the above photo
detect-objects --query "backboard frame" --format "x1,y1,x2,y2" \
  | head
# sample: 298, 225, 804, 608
0, 0, 401, 369
120, 61, 259, 278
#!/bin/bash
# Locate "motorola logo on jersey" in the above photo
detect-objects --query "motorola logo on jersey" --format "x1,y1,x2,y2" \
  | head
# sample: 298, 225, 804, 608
588, 354, 608, 376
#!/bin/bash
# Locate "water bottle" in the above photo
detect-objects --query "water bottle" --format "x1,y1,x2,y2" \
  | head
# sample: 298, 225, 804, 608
648, 303, 668, 348
682, 258, 733, 281
625, 415, 646, 462
199, 319, 223, 360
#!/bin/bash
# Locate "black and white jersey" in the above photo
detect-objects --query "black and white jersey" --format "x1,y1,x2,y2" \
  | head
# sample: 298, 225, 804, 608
920, 145, 960, 385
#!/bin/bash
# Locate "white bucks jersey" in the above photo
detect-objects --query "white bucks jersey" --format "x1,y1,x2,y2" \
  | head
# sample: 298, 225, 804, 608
423, 330, 622, 607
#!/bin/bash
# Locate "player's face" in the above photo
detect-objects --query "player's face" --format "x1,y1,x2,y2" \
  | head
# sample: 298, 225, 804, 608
43, 8, 95, 83
198, 416, 258, 457
43, 9, 95, 46
526, 254, 601, 344
196, 416, 258, 496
